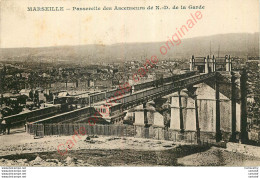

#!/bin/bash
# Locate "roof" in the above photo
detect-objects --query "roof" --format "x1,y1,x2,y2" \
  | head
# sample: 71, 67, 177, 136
20, 89, 31, 93
58, 92, 69, 97
3, 93, 20, 98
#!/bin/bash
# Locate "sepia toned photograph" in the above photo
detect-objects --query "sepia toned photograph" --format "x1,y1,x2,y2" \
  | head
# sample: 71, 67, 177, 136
0, 0, 259, 170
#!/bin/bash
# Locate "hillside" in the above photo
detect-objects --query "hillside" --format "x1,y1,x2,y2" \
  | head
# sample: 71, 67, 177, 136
0, 33, 259, 63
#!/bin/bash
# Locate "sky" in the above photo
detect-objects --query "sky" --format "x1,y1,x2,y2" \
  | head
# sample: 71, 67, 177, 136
0, 0, 259, 48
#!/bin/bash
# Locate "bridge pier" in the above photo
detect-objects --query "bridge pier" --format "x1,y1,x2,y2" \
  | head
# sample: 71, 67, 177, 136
193, 71, 244, 143
186, 86, 200, 143
133, 101, 167, 139
153, 112, 165, 128
225, 55, 232, 72
133, 103, 147, 127
169, 90, 198, 142
151, 111, 165, 140
133, 103, 151, 138
170, 90, 184, 132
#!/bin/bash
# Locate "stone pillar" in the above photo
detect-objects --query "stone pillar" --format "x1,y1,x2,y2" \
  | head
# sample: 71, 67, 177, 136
196, 82, 216, 142
153, 112, 165, 140
170, 91, 182, 131
212, 55, 216, 72
146, 102, 155, 126
133, 104, 146, 126
204, 57, 209, 74
153, 112, 164, 128
208, 55, 213, 73
185, 97, 197, 131
194, 94, 200, 143
187, 86, 200, 143
231, 72, 237, 141
189, 58, 193, 71
180, 91, 186, 132
235, 72, 241, 134
170, 89, 199, 143
225, 55, 231, 72
215, 74, 222, 142
190, 55, 195, 71
225, 55, 228, 71
134, 104, 147, 138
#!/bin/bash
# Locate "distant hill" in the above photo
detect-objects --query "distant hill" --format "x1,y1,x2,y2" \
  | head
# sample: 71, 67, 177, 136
0, 33, 259, 63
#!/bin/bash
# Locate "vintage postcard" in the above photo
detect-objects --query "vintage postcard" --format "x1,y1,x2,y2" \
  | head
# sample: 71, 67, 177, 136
0, 0, 259, 174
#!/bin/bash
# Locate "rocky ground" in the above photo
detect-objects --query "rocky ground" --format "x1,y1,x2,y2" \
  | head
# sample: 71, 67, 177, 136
0, 130, 260, 166
178, 146, 260, 166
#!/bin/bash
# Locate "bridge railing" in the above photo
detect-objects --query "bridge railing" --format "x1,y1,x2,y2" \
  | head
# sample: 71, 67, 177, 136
21, 72, 216, 127
133, 71, 198, 92
28, 106, 96, 125
5, 105, 61, 128
115, 72, 216, 109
